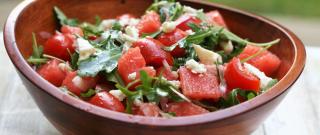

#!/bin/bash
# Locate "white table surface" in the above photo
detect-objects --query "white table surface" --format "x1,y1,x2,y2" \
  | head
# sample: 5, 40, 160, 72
0, 32, 319, 135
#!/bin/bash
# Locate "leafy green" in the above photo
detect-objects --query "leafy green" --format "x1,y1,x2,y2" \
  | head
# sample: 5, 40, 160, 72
111, 21, 122, 31
80, 89, 96, 98
27, 33, 48, 65
80, 22, 104, 38
77, 47, 122, 77
54, 6, 79, 27
116, 70, 187, 113
105, 70, 125, 86
219, 89, 258, 107
70, 52, 79, 70
141, 30, 162, 38
168, 2, 184, 21
94, 15, 102, 26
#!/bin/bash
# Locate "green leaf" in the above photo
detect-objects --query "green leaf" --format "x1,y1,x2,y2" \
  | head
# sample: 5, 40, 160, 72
77, 48, 122, 77
141, 31, 162, 38
70, 52, 79, 69
106, 70, 125, 87
80, 89, 96, 98
219, 89, 258, 107
80, 22, 104, 37
95, 15, 102, 26
111, 21, 122, 31
27, 33, 48, 65
169, 2, 183, 21
54, 6, 79, 26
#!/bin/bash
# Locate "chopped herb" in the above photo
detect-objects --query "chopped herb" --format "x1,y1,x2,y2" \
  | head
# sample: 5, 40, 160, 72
219, 88, 257, 107
111, 21, 122, 31
116, 70, 187, 113
80, 22, 104, 38
80, 89, 96, 98
70, 52, 79, 70
27, 33, 48, 65
54, 6, 79, 27
95, 15, 102, 26
77, 47, 122, 77
141, 30, 162, 38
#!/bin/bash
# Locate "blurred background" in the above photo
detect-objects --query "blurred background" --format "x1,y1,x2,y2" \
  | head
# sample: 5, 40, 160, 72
1, 0, 319, 46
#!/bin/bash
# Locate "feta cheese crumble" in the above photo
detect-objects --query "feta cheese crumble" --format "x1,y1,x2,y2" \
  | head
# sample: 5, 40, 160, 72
109, 90, 126, 101
161, 21, 177, 33
185, 59, 207, 74
72, 76, 86, 90
76, 38, 96, 61
128, 72, 137, 80
220, 40, 234, 54
193, 44, 222, 65
99, 19, 116, 30
244, 63, 273, 89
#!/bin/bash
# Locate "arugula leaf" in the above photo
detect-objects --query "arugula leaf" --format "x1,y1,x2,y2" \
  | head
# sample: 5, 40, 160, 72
27, 33, 48, 65
77, 47, 122, 77
105, 70, 125, 86
54, 6, 79, 27
218, 41, 246, 63
80, 22, 104, 38
141, 30, 162, 38
219, 88, 258, 107
111, 21, 122, 31
169, 2, 183, 21
69, 52, 79, 70
95, 15, 102, 26
80, 89, 96, 98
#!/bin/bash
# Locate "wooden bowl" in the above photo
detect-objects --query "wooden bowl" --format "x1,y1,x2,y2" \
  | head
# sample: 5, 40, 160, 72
3, 0, 306, 135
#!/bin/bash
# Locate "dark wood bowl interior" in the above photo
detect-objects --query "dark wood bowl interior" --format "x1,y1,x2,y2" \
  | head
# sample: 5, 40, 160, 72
4, 0, 306, 135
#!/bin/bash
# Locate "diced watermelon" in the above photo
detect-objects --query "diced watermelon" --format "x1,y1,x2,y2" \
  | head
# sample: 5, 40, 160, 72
224, 58, 260, 93
62, 71, 97, 96
238, 45, 281, 76
137, 11, 161, 34
157, 28, 187, 57
175, 14, 202, 31
156, 66, 178, 80
179, 65, 222, 100
117, 47, 146, 84
133, 103, 160, 117
205, 10, 227, 28
136, 67, 156, 79
167, 102, 209, 116
132, 38, 174, 67
37, 59, 67, 87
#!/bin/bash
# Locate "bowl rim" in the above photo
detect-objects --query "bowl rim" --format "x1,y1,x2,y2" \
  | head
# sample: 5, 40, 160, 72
3, 0, 306, 126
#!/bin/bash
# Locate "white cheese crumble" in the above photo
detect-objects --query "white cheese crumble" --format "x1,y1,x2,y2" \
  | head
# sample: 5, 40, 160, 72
244, 63, 273, 89
161, 21, 177, 33
72, 76, 86, 90
185, 59, 207, 74
168, 80, 181, 89
185, 30, 195, 35
193, 44, 222, 65
125, 26, 139, 40
109, 90, 126, 101
128, 72, 137, 80
99, 19, 116, 30
119, 17, 140, 27
58, 63, 72, 71
220, 40, 234, 54
183, 6, 198, 14
76, 38, 96, 61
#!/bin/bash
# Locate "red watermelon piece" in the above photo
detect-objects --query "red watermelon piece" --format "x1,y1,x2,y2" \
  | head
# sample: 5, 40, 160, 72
167, 102, 209, 116
133, 103, 160, 117
117, 47, 146, 84
179, 65, 222, 100
238, 45, 281, 76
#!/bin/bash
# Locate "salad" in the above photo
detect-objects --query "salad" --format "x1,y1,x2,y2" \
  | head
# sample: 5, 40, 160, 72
27, 0, 281, 117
